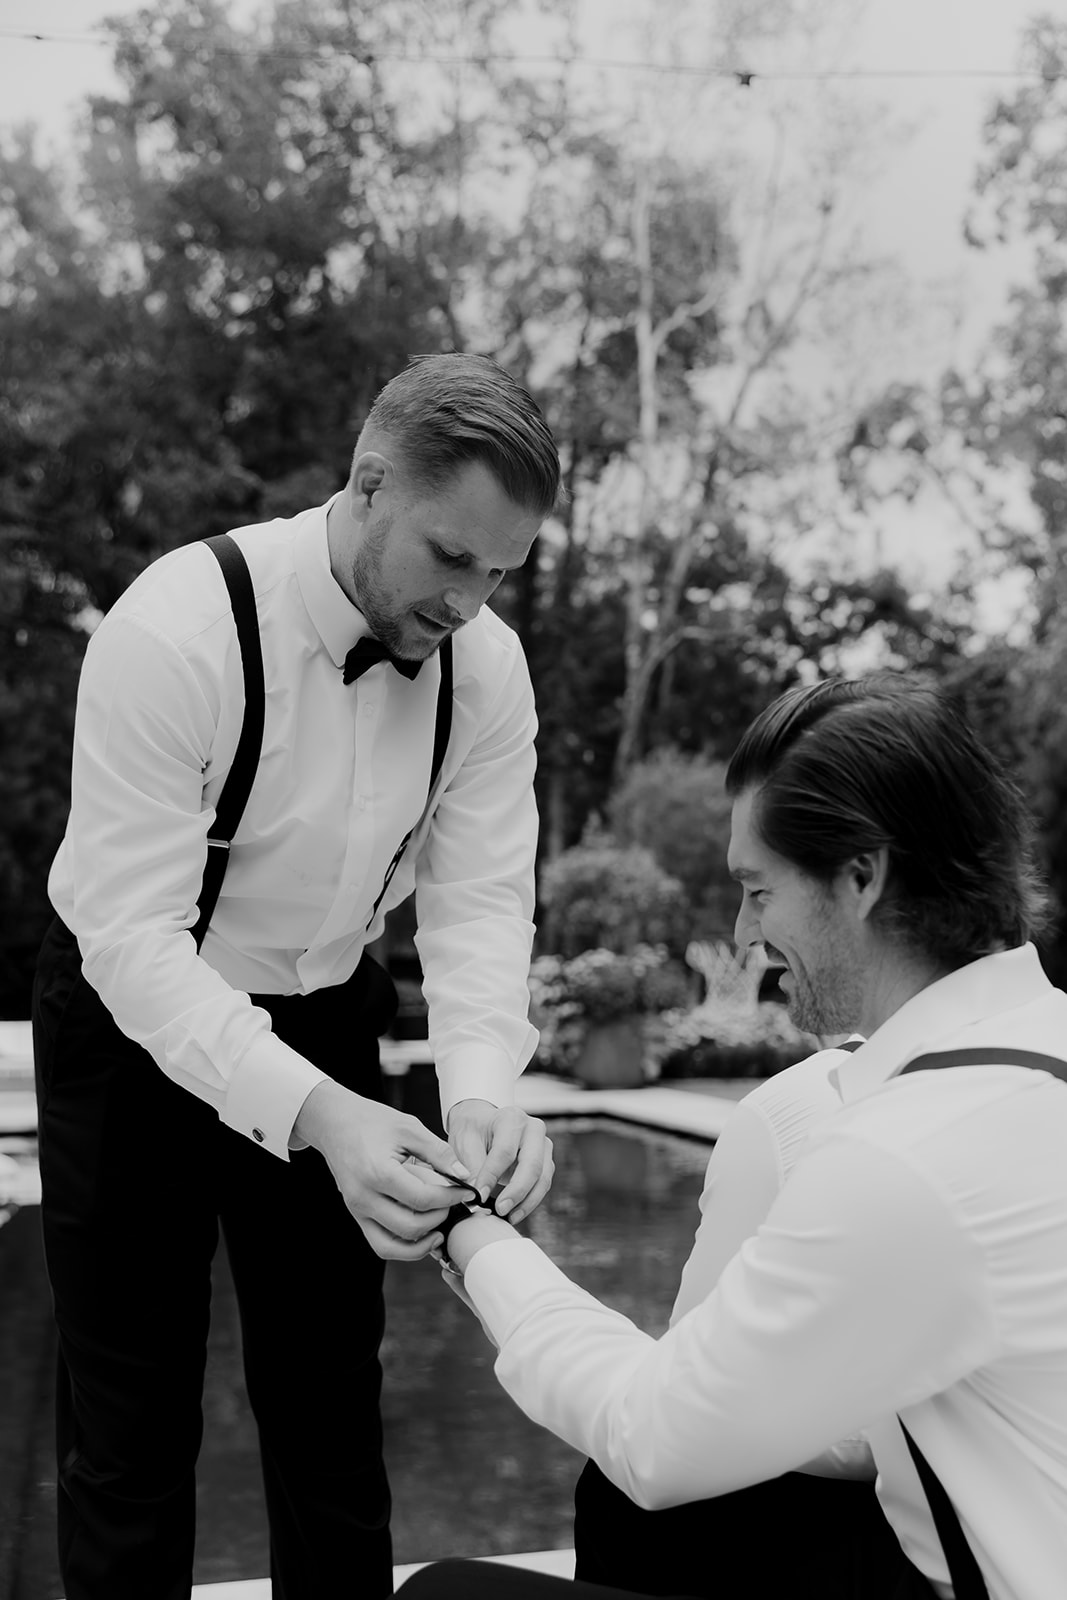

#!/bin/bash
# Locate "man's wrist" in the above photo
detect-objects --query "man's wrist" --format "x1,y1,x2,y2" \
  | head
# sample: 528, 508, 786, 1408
445, 1211, 516, 1274
292, 1078, 348, 1152
446, 1096, 497, 1132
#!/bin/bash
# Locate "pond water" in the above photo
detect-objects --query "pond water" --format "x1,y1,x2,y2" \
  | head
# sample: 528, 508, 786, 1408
11, 1117, 711, 1590
380, 1117, 710, 1568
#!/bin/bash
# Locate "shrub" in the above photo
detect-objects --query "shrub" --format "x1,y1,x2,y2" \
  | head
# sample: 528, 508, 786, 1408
539, 826, 687, 956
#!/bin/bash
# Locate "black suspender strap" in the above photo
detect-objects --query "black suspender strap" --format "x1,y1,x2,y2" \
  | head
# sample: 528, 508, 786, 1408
898, 1421, 990, 1600
366, 635, 453, 930
900, 1046, 1067, 1082
190, 538, 452, 951
892, 1042, 1067, 1600
191, 535, 265, 952
430, 633, 454, 794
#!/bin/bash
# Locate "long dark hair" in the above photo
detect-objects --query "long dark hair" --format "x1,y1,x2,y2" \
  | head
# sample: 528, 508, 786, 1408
725, 674, 1048, 966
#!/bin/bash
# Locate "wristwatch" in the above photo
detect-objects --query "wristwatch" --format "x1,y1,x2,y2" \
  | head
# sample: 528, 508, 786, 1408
438, 1193, 501, 1268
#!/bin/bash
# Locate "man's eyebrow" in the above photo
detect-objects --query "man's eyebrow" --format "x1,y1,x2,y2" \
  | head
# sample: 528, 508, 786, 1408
426, 531, 525, 571
426, 531, 470, 554
729, 866, 760, 884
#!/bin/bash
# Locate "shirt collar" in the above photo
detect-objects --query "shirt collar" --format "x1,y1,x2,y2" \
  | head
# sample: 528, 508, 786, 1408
829, 944, 1050, 1103
294, 495, 372, 669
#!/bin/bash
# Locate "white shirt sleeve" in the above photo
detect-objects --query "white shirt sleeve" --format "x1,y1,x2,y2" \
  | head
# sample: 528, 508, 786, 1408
56, 611, 327, 1159
414, 639, 539, 1121
669, 1099, 782, 1324
464, 1130, 997, 1510
670, 1055, 876, 1480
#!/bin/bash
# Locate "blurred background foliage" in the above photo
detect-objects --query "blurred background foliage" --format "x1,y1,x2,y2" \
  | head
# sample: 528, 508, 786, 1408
3, 0, 1067, 1012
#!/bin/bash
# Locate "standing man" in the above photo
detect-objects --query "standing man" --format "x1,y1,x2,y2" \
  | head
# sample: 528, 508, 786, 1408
416, 674, 1067, 1600
32, 353, 560, 1599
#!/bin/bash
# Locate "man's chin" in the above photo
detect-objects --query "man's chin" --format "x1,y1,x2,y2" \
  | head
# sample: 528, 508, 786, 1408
400, 634, 446, 662
783, 987, 828, 1037
408, 611, 457, 652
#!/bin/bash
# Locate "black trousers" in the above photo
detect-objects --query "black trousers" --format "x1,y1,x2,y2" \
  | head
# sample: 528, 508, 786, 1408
397, 1463, 940, 1599
574, 1459, 936, 1600
396, 1563, 938, 1600
32, 916, 400, 1600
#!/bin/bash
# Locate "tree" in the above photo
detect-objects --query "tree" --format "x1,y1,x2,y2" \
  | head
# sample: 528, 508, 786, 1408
474, 0, 926, 796
941, 14, 1067, 985
963, 12, 1067, 570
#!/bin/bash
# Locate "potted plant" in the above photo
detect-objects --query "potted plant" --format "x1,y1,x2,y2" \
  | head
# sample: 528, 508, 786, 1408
529, 944, 691, 1088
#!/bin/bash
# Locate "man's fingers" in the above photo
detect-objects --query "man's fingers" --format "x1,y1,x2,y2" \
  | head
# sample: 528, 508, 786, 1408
384, 1158, 478, 1214
504, 1151, 555, 1226
493, 1120, 550, 1215
471, 1114, 524, 1197
450, 1128, 492, 1193
355, 1188, 453, 1242
357, 1215, 444, 1262
403, 1118, 474, 1186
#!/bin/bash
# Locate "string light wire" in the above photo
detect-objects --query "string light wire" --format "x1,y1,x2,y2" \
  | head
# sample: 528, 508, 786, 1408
0, 26, 1057, 82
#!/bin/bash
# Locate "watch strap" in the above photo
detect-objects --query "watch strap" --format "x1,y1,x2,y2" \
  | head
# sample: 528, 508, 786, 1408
439, 1193, 502, 1264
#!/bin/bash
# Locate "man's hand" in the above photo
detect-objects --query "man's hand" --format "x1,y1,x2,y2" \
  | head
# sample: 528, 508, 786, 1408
445, 1100, 554, 1224
294, 1080, 476, 1261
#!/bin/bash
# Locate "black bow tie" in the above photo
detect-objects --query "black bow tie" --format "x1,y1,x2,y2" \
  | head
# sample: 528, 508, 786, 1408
342, 637, 422, 685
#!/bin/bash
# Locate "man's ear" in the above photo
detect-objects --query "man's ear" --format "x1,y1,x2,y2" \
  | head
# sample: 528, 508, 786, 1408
350, 452, 393, 520
844, 847, 890, 922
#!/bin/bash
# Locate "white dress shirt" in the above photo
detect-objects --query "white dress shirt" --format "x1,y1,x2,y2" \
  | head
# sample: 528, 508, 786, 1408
670, 1040, 876, 1481
464, 945, 1067, 1600
670, 1045, 857, 1323
48, 499, 539, 1157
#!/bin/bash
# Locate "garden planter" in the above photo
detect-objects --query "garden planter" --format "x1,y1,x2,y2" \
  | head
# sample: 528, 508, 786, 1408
574, 1015, 646, 1088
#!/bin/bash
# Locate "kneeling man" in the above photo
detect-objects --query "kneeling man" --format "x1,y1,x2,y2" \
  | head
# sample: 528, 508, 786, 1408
405, 673, 1067, 1600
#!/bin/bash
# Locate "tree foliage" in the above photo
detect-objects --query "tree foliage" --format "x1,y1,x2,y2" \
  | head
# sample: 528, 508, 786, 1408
941, 14, 1067, 983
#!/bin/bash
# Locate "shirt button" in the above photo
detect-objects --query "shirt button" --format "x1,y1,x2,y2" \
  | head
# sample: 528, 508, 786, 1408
252, 1127, 265, 1143
363, 704, 376, 717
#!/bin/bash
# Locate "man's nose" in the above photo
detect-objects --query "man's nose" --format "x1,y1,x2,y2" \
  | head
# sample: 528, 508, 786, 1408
443, 572, 497, 621
734, 895, 759, 950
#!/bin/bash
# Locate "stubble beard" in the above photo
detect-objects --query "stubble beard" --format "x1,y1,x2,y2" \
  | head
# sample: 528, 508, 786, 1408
785, 956, 861, 1036
350, 525, 434, 661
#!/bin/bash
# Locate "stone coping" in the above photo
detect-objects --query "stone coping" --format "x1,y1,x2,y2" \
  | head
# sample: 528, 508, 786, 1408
514, 1074, 739, 1140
